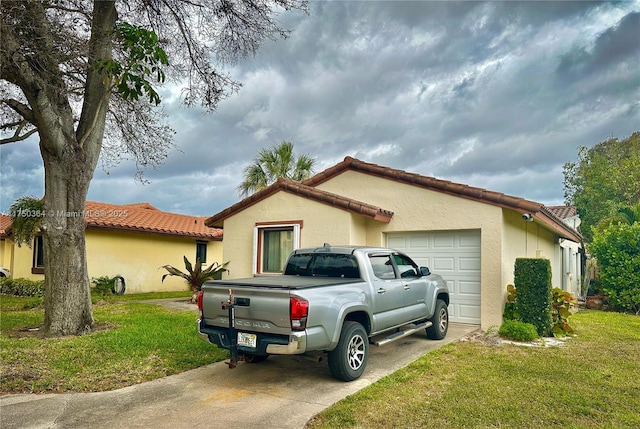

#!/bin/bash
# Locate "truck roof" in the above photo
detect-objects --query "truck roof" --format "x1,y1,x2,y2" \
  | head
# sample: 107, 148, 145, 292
291, 244, 394, 255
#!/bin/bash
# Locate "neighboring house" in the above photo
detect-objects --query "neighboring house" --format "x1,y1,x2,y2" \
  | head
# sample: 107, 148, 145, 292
1, 201, 223, 293
205, 156, 582, 330
546, 205, 585, 297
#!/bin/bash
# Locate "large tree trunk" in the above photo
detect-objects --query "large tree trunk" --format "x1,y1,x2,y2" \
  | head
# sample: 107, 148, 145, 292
38, 1, 116, 336
41, 154, 95, 335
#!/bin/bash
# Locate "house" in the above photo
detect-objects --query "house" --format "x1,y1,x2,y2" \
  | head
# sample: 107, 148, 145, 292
205, 156, 583, 330
0, 201, 223, 293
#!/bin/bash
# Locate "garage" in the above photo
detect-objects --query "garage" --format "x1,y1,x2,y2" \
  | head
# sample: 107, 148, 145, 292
387, 230, 481, 325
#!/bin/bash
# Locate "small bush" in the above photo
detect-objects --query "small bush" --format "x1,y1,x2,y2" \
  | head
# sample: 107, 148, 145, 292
498, 320, 539, 342
503, 284, 519, 321
91, 276, 116, 297
551, 287, 577, 337
0, 277, 45, 297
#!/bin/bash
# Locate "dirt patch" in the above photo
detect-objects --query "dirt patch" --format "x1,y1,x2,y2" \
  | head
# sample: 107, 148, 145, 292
460, 330, 573, 347
7, 322, 115, 339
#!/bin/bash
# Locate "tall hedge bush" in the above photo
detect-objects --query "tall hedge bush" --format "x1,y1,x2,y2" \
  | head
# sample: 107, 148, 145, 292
590, 223, 640, 314
514, 258, 552, 336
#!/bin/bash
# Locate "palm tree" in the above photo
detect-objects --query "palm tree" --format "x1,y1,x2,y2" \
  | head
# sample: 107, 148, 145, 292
615, 202, 640, 225
237, 141, 315, 197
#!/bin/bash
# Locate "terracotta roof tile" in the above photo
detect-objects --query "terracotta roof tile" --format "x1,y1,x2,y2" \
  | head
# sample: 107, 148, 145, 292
0, 202, 221, 240
206, 156, 582, 243
304, 157, 582, 242
85, 201, 222, 239
546, 205, 577, 219
304, 156, 544, 212
0, 215, 11, 237
205, 178, 393, 227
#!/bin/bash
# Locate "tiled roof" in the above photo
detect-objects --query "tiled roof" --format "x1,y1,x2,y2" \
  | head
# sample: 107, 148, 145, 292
205, 178, 393, 227
311, 157, 582, 242
546, 205, 577, 219
1, 202, 221, 240
0, 215, 11, 237
206, 156, 582, 243
84, 201, 222, 239
304, 157, 544, 212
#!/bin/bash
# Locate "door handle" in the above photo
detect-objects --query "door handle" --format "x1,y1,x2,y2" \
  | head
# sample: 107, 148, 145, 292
404, 285, 411, 290
377, 288, 386, 294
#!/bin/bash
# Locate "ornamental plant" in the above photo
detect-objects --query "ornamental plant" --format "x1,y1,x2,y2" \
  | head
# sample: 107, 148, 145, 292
551, 287, 577, 337
161, 256, 229, 303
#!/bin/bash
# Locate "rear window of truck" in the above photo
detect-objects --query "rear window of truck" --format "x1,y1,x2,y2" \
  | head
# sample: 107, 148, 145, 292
284, 253, 361, 278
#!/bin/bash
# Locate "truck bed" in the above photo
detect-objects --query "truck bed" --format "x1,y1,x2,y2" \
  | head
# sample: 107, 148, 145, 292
205, 275, 363, 290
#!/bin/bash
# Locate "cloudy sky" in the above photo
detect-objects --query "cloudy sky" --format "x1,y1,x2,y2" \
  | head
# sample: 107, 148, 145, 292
1, 1, 639, 217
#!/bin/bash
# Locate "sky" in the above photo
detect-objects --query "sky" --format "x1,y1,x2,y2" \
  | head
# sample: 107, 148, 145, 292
1, 1, 639, 218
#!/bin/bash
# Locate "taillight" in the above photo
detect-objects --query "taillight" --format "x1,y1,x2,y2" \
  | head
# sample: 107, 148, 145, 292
197, 291, 204, 317
290, 297, 309, 331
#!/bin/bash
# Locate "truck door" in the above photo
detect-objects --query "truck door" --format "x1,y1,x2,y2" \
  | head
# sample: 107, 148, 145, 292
368, 253, 407, 331
392, 253, 428, 322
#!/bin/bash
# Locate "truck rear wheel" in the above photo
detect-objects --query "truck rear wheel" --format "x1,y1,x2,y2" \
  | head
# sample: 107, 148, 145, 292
426, 299, 448, 340
328, 321, 368, 381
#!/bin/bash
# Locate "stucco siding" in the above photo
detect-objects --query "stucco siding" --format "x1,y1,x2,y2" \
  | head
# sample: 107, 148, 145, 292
221, 192, 356, 279
316, 170, 505, 329
85, 229, 222, 293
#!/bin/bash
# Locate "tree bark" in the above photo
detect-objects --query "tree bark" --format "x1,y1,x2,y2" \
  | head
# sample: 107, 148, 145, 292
38, 1, 117, 336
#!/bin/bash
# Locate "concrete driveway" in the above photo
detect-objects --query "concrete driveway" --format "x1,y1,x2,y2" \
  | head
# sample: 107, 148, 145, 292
1, 302, 477, 429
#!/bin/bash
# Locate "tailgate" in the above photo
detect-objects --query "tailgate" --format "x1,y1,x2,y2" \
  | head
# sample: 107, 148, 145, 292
200, 282, 293, 336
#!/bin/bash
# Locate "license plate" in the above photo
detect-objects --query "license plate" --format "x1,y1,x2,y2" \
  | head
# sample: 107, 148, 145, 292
237, 332, 257, 348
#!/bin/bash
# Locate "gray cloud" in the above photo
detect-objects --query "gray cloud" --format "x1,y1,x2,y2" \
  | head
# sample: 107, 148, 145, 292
1, 1, 639, 217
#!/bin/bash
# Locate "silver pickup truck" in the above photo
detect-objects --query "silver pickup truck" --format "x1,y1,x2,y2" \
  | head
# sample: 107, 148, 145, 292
197, 244, 450, 381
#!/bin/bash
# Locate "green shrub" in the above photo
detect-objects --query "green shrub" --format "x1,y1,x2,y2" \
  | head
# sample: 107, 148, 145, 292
590, 223, 640, 314
551, 287, 577, 337
0, 277, 45, 296
503, 284, 519, 321
91, 276, 116, 297
498, 320, 539, 342
514, 258, 553, 336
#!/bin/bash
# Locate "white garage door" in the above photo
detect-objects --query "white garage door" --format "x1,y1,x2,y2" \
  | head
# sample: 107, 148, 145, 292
387, 230, 481, 325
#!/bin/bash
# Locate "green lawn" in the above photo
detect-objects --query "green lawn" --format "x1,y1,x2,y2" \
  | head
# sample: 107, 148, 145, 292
2, 296, 638, 429
0, 293, 228, 393
307, 311, 640, 429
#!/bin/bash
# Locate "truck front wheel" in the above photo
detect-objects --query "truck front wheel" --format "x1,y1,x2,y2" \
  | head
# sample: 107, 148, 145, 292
426, 299, 448, 340
328, 321, 368, 381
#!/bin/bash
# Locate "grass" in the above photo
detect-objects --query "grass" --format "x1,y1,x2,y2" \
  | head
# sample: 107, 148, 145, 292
0, 292, 228, 393
307, 310, 640, 429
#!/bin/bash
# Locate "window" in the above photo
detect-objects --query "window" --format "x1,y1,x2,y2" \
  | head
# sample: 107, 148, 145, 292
32, 235, 44, 274
196, 241, 207, 264
393, 253, 419, 278
253, 221, 302, 275
369, 254, 396, 279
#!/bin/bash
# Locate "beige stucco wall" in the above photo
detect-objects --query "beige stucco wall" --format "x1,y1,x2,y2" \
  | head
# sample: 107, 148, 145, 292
221, 191, 364, 278
3, 229, 222, 293
316, 170, 505, 329
85, 229, 222, 293
219, 169, 576, 329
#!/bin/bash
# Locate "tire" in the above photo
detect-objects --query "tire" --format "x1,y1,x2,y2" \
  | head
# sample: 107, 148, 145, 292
243, 354, 268, 364
328, 321, 368, 381
426, 299, 448, 340
112, 276, 126, 295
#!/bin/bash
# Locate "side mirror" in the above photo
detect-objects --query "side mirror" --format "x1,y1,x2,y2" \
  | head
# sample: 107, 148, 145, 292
419, 266, 431, 276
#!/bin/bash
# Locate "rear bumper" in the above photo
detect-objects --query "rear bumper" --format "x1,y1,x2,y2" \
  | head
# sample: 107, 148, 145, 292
197, 319, 306, 355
